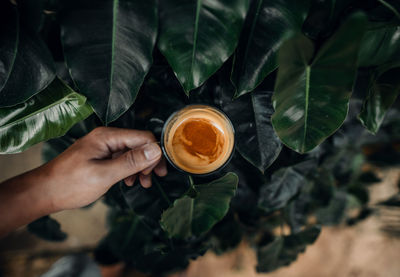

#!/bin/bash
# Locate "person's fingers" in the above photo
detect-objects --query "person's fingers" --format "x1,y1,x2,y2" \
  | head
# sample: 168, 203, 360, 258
154, 158, 168, 177
141, 161, 160, 176
124, 174, 137, 186
85, 127, 157, 158
99, 142, 162, 183
139, 174, 152, 188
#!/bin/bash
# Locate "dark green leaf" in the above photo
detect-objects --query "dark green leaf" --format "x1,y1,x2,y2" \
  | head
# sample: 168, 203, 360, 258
358, 23, 400, 67
160, 173, 238, 239
231, 0, 310, 97
272, 13, 367, 153
258, 161, 315, 214
0, 17, 55, 107
0, 78, 93, 154
0, 1, 18, 92
302, 0, 354, 39
316, 190, 349, 225
27, 216, 67, 241
158, 0, 249, 93
224, 90, 282, 173
358, 67, 400, 134
256, 226, 321, 273
61, 0, 158, 124
210, 212, 242, 254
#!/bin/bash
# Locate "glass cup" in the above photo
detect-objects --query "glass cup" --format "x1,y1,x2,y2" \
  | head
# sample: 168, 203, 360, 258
161, 105, 235, 176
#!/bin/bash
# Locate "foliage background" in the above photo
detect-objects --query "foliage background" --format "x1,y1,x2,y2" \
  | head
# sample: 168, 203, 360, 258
0, 0, 399, 275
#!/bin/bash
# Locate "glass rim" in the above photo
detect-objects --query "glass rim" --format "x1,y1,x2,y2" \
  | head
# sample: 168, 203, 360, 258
160, 104, 235, 177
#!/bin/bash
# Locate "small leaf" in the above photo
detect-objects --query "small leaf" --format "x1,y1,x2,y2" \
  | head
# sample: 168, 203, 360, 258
231, 0, 310, 97
0, 78, 93, 154
27, 216, 67, 241
223, 90, 282, 173
160, 173, 238, 239
358, 67, 400, 134
158, 0, 249, 93
256, 226, 321, 273
258, 161, 315, 214
272, 13, 368, 153
61, 0, 158, 124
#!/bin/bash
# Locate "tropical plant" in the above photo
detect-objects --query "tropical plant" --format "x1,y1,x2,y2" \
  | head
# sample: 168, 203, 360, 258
1, 0, 399, 275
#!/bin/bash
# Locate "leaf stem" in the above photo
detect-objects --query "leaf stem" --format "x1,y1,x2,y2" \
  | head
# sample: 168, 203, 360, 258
378, 0, 400, 20
153, 176, 172, 205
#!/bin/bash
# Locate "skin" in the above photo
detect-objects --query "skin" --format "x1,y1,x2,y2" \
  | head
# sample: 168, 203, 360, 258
0, 127, 167, 237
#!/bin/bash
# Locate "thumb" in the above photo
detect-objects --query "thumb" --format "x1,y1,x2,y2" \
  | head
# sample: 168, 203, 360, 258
102, 142, 162, 183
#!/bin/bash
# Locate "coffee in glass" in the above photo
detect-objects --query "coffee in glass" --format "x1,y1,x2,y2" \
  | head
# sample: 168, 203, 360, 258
161, 105, 235, 175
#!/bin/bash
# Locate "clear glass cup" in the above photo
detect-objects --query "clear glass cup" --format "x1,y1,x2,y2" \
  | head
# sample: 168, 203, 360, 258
161, 105, 235, 176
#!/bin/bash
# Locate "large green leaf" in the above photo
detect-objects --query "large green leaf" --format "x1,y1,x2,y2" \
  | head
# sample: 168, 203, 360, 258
61, 0, 158, 124
0, 1, 18, 92
231, 0, 310, 97
358, 23, 400, 68
223, 90, 282, 173
0, 78, 93, 154
160, 173, 238, 239
0, 5, 55, 107
358, 68, 400, 134
256, 226, 321, 273
158, 0, 249, 93
271, 13, 367, 153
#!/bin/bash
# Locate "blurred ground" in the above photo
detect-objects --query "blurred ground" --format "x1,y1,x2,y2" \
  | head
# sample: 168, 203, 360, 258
0, 144, 399, 277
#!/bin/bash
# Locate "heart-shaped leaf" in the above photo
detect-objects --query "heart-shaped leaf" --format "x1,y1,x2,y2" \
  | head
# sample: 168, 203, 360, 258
223, 91, 282, 173
0, 78, 93, 154
256, 226, 321, 273
231, 0, 310, 98
61, 0, 158, 124
271, 13, 367, 153
0, 4, 55, 107
258, 160, 316, 214
160, 172, 238, 239
358, 67, 400, 134
158, 0, 249, 93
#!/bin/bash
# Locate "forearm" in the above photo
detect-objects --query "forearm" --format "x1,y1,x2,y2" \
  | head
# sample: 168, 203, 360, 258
0, 165, 55, 237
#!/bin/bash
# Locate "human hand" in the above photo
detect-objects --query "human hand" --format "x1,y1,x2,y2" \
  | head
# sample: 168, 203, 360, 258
38, 127, 167, 211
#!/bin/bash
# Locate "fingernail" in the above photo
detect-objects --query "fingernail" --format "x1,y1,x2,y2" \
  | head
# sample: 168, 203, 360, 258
143, 143, 161, 160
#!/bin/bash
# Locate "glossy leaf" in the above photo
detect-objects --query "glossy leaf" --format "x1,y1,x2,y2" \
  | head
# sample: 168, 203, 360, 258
0, 78, 93, 154
358, 23, 400, 68
61, 0, 158, 124
231, 0, 310, 97
0, 15, 55, 107
271, 13, 367, 153
302, 0, 355, 40
224, 91, 281, 173
27, 216, 67, 241
0, 1, 18, 92
256, 226, 321, 273
160, 173, 238, 239
258, 161, 316, 214
158, 0, 249, 93
358, 67, 400, 134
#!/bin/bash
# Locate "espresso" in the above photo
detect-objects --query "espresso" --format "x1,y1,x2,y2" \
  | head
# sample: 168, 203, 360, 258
162, 105, 234, 174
